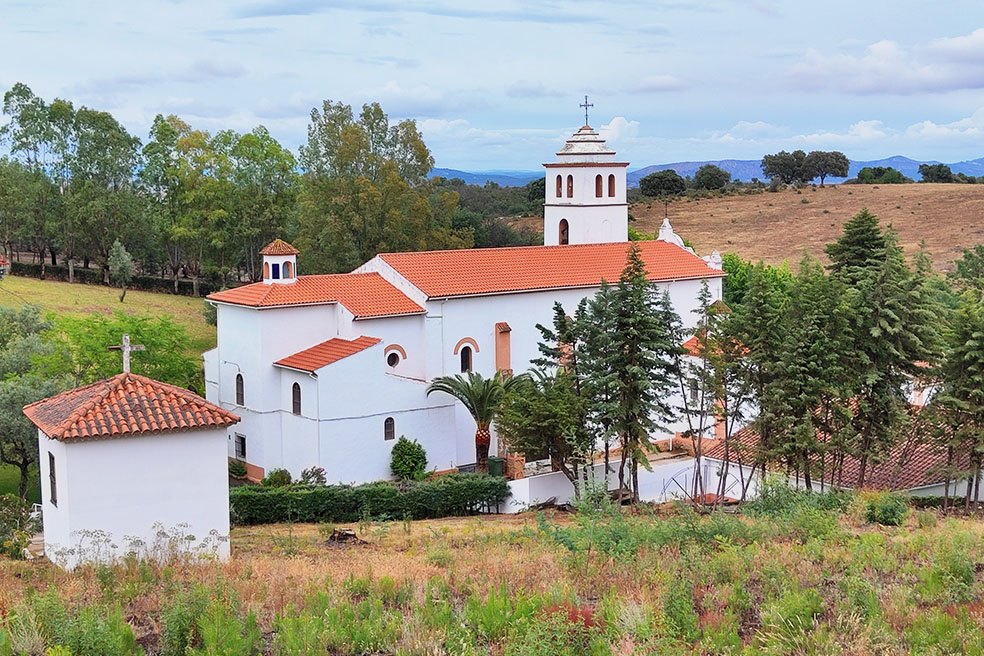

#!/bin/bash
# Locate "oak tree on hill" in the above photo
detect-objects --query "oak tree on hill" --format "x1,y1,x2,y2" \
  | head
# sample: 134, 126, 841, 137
639, 169, 686, 197
693, 164, 730, 190
804, 151, 849, 186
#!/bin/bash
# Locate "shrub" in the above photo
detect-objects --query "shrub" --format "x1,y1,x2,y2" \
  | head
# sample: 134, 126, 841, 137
390, 436, 427, 480
745, 478, 850, 518
760, 588, 824, 637
662, 576, 699, 643
299, 466, 327, 486
228, 460, 247, 479
229, 474, 510, 524
862, 491, 909, 526
160, 585, 211, 656
0, 494, 33, 559
261, 468, 292, 487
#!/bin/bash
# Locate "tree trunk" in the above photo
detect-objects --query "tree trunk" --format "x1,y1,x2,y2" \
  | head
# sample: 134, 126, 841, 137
631, 459, 639, 503
67, 257, 74, 283
50, 249, 56, 266
192, 275, 200, 298
17, 461, 30, 500
617, 442, 629, 506
475, 426, 491, 473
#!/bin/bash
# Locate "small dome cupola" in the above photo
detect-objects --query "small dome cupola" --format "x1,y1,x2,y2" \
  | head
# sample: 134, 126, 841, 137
259, 239, 299, 285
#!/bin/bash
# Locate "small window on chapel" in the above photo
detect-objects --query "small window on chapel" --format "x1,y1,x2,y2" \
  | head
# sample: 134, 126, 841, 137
595, 175, 603, 197
384, 417, 395, 440
555, 174, 562, 198
608, 174, 616, 197
235, 374, 244, 405
460, 345, 473, 373
283, 261, 293, 278
387, 352, 400, 368
48, 452, 57, 507
292, 382, 301, 415
235, 434, 247, 459
566, 174, 574, 198
271, 263, 280, 279
559, 219, 569, 246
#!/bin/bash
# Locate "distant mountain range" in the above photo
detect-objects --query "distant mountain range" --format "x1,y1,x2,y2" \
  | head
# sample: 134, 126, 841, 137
431, 156, 984, 188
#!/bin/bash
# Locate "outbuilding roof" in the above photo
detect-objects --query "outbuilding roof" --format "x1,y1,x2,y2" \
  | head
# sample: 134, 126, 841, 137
274, 336, 382, 372
378, 240, 723, 299
22, 373, 240, 441
207, 272, 426, 317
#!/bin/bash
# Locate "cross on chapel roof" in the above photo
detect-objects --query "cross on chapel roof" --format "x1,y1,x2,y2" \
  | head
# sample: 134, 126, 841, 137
107, 334, 145, 374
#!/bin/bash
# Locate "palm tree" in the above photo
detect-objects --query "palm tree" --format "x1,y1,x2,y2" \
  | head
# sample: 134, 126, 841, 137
426, 371, 525, 473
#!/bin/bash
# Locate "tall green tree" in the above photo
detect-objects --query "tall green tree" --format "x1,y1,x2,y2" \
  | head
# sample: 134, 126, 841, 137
693, 164, 730, 190
824, 208, 887, 285
585, 245, 678, 502
108, 239, 134, 302
804, 151, 849, 186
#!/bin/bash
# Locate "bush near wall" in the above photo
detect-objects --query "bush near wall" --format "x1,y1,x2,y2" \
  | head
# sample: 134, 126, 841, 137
229, 474, 511, 525
9, 262, 219, 296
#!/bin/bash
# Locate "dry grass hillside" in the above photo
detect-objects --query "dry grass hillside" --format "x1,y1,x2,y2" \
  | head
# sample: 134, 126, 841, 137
515, 183, 984, 271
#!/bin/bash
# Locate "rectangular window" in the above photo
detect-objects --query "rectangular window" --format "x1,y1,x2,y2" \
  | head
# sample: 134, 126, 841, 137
48, 452, 57, 507
271, 263, 280, 279
235, 434, 247, 459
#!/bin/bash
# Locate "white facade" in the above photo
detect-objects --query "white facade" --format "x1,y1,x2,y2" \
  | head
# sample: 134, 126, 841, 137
204, 123, 725, 485
38, 427, 231, 569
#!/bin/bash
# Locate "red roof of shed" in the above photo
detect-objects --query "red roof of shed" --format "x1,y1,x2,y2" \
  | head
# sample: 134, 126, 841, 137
22, 373, 239, 441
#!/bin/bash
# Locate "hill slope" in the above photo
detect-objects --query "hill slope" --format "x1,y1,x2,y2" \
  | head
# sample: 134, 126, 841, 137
510, 184, 984, 271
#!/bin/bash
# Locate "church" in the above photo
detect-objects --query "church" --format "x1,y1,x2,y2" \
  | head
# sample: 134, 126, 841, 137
204, 122, 725, 484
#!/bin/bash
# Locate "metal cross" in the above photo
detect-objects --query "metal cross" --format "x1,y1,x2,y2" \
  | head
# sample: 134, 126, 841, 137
108, 334, 145, 374
579, 95, 593, 126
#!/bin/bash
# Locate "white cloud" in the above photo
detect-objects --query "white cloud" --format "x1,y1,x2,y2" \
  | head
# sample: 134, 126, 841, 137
787, 30, 984, 94
599, 116, 640, 142
624, 74, 685, 94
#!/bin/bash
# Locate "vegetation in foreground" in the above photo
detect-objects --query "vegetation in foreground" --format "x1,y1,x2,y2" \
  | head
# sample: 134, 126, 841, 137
2, 487, 984, 655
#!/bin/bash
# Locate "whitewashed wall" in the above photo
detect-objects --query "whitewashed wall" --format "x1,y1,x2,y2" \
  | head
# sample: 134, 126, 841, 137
38, 428, 230, 569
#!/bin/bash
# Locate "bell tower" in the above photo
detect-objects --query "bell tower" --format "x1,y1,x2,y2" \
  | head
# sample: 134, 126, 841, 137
543, 98, 629, 246
259, 238, 299, 285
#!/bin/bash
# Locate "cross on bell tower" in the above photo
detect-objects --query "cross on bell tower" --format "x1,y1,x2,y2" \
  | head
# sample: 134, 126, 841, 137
579, 95, 593, 126
108, 334, 146, 374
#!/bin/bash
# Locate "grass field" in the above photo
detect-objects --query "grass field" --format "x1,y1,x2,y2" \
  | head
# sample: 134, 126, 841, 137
0, 274, 217, 354
513, 183, 984, 271
0, 275, 216, 500
0, 465, 38, 504
2, 491, 984, 654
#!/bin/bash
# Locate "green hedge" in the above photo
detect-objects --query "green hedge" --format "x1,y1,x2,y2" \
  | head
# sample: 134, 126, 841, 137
229, 474, 511, 525
9, 261, 219, 296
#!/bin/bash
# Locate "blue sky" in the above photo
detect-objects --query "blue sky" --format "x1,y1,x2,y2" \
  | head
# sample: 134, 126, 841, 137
2, 1, 984, 170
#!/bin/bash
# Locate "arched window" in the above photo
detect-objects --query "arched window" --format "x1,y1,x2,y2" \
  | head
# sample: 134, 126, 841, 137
559, 219, 569, 245
271, 263, 280, 279
384, 417, 395, 440
608, 174, 616, 197
291, 382, 301, 415
283, 261, 293, 278
235, 374, 244, 405
595, 174, 603, 197
263, 262, 269, 279
387, 352, 400, 368
555, 174, 562, 198
566, 174, 574, 198
460, 345, 473, 373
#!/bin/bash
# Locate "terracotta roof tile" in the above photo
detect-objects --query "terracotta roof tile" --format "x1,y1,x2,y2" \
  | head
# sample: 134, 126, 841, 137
379, 241, 723, 298
274, 336, 382, 372
259, 239, 300, 255
22, 373, 240, 441
704, 408, 956, 491
207, 273, 425, 318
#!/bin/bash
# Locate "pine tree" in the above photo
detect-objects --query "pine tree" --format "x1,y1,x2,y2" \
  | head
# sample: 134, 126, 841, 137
930, 291, 984, 509
824, 208, 887, 285
847, 230, 940, 487
768, 255, 852, 489
727, 262, 787, 489
585, 244, 678, 503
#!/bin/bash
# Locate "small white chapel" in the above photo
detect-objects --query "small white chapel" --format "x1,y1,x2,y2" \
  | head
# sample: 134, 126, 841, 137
205, 119, 725, 484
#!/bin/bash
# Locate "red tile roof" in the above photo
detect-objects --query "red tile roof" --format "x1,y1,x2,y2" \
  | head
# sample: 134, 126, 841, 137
274, 336, 382, 372
207, 273, 425, 318
682, 335, 701, 357
379, 241, 723, 298
259, 239, 300, 255
22, 373, 240, 441
704, 408, 957, 491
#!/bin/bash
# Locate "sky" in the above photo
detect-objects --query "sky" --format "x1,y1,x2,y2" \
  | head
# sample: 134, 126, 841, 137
2, 1, 984, 170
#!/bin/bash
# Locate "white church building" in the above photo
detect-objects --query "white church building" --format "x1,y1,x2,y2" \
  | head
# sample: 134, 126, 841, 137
205, 123, 725, 484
